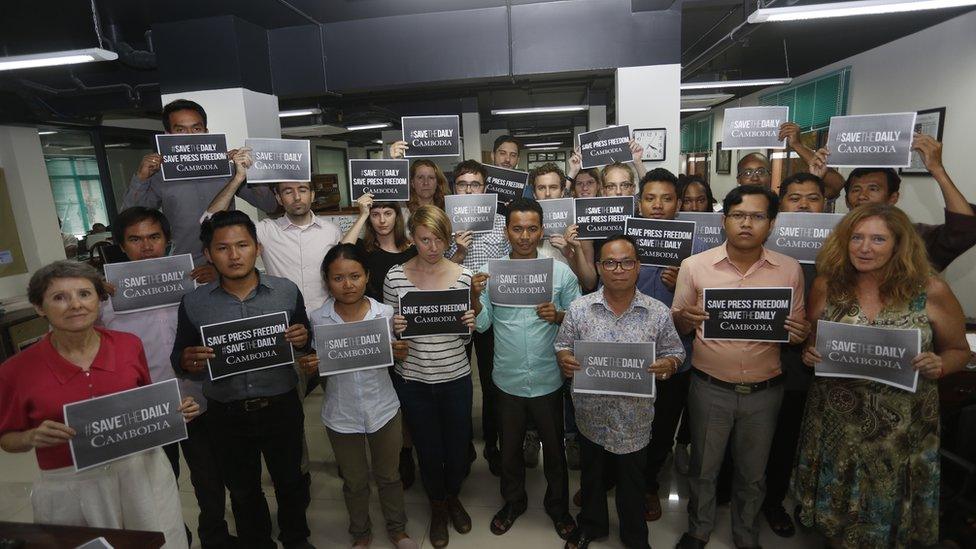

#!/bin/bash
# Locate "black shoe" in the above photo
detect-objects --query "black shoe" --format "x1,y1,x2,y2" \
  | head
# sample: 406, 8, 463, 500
763, 504, 795, 537
399, 447, 416, 490
564, 531, 596, 549
675, 533, 707, 549
284, 541, 316, 549
484, 445, 502, 477
202, 535, 239, 549
490, 502, 526, 535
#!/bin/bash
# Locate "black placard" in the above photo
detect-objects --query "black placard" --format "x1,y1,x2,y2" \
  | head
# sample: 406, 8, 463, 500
401, 115, 461, 157
487, 258, 554, 307
815, 320, 921, 392
445, 194, 497, 233
575, 196, 635, 240
399, 289, 471, 339
484, 165, 530, 205
676, 212, 725, 254
541, 198, 576, 237
156, 133, 231, 181
349, 159, 410, 201
702, 287, 793, 342
200, 311, 295, 381
64, 379, 187, 471
572, 341, 656, 398
578, 125, 632, 169
624, 218, 696, 267
103, 254, 196, 314
721, 106, 789, 150
825, 112, 917, 168
244, 138, 311, 183
765, 212, 844, 264
314, 317, 394, 377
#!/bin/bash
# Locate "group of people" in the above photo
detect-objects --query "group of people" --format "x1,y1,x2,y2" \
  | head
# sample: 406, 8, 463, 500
1, 98, 973, 549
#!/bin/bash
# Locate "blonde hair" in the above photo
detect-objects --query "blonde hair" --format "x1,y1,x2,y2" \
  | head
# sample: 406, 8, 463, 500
407, 160, 449, 212
601, 162, 635, 184
408, 205, 453, 244
816, 203, 931, 308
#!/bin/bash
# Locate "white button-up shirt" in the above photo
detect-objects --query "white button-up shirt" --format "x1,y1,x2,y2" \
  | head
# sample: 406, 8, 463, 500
310, 297, 400, 434
256, 215, 342, 312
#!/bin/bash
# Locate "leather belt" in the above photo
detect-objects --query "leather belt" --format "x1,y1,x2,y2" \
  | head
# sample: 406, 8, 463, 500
693, 368, 785, 395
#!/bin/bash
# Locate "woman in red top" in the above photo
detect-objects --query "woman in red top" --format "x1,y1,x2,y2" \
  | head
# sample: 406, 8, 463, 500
0, 261, 198, 548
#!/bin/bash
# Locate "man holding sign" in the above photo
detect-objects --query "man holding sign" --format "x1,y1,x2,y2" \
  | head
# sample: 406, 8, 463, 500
671, 186, 808, 549
555, 235, 685, 549
171, 211, 314, 549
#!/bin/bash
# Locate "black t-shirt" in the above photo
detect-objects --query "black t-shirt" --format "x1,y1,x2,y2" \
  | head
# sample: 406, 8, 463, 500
355, 239, 418, 301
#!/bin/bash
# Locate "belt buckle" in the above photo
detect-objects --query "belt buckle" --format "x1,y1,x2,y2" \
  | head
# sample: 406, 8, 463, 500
243, 398, 267, 412
734, 384, 753, 395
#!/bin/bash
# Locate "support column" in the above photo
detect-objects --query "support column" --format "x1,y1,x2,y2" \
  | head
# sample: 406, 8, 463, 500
615, 64, 681, 174
461, 97, 482, 162
587, 105, 608, 132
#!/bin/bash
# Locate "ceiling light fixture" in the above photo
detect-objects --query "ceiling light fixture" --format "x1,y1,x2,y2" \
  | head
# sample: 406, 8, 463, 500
680, 107, 711, 113
373, 139, 384, 144
523, 142, 563, 147
37, 130, 58, 135
681, 78, 792, 90
491, 105, 588, 115
0, 48, 118, 72
747, 0, 976, 23
278, 108, 323, 118
346, 122, 391, 131
512, 130, 572, 138
526, 146, 561, 151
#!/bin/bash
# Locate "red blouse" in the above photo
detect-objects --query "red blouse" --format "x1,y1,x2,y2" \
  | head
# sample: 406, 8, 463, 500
0, 327, 150, 470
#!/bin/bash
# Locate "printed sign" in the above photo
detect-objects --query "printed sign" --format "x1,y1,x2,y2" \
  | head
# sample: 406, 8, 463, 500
401, 115, 461, 157
103, 254, 195, 314
349, 159, 410, 201
64, 379, 187, 472
575, 196, 635, 240
487, 257, 554, 307
825, 112, 917, 168
156, 133, 231, 181
624, 218, 696, 267
541, 198, 576, 237
702, 287, 793, 343
445, 193, 497, 233
721, 106, 789, 150
400, 289, 471, 339
815, 320, 921, 392
676, 211, 725, 254
200, 311, 295, 381
765, 212, 844, 264
314, 316, 394, 376
572, 341, 656, 398
244, 138, 311, 183
579, 125, 632, 169
485, 165, 530, 205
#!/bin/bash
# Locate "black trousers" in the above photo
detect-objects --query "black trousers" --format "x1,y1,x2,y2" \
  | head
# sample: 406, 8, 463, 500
208, 390, 310, 549
645, 369, 690, 493
498, 388, 568, 520
467, 327, 499, 450
578, 434, 650, 549
763, 389, 808, 509
162, 411, 235, 548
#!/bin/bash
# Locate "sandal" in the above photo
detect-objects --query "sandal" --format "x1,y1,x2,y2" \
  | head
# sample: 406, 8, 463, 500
490, 502, 525, 535
553, 514, 578, 541
763, 505, 795, 538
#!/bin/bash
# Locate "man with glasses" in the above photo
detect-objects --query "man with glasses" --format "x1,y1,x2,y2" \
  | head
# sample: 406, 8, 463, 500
736, 153, 772, 188
672, 185, 809, 549
556, 235, 685, 549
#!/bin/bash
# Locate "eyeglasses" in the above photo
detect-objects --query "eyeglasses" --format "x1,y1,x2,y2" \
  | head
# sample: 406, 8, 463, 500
454, 182, 484, 191
726, 212, 769, 223
598, 259, 639, 271
738, 168, 770, 178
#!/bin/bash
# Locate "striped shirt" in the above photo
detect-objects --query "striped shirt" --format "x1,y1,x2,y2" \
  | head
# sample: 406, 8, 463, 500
383, 263, 473, 383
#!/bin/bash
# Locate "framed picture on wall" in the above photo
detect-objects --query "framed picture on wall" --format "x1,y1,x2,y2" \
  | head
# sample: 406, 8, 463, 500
715, 141, 731, 175
901, 107, 946, 176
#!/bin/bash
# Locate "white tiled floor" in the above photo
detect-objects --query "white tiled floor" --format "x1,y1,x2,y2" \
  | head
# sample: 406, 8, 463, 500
0, 374, 822, 549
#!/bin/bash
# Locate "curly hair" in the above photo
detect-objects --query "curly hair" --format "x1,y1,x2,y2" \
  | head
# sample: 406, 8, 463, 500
407, 160, 449, 212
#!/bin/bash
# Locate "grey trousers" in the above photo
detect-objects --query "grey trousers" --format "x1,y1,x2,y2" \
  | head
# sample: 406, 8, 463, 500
686, 373, 783, 547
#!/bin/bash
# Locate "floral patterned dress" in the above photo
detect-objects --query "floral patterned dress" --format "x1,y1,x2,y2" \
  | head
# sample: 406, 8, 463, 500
791, 293, 940, 548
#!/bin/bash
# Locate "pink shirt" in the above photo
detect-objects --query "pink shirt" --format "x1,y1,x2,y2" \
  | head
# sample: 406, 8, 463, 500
672, 243, 805, 383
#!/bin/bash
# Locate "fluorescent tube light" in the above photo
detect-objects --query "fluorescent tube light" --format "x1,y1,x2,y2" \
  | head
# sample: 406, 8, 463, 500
527, 146, 561, 151
680, 107, 711, 113
345, 123, 391, 131
38, 130, 58, 135
681, 78, 792, 90
373, 139, 384, 144
278, 108, 322, 118
512, 130, 572, 138
748, 0, 976, 22
0, 48, 118, 72
524, 142, 563, 147
491, 105, 588, 115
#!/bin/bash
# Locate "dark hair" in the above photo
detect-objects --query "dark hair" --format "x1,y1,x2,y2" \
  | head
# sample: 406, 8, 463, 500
722, 184, 779, 220
199, 210, 257, 249
321, 243, 369, 278
639, 168, 679, 196
505, 197, 544, 226
453, 160, 486, 182
529, 162, 566, 190
844, 168, 901, 196
28, 260, 108, 306
677, 176, 716, 209
363, 201, 410, 253
779, 172, 825, 199
599, 235, 639, 260
162, 99, 207, 132
113, 207, 172, 244
493, 134, 521, 154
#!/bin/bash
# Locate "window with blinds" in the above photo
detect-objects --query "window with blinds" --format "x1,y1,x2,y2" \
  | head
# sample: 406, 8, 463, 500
45, 156, 108, 236
759, 67, 851, 131
680, 114, 714, 153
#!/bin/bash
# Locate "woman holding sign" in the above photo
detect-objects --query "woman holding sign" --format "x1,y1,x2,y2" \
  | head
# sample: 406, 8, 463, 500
0, 261, 198, 548
384, 206, 477, 548
343, 195, 418, 302
796, 204, 969, 548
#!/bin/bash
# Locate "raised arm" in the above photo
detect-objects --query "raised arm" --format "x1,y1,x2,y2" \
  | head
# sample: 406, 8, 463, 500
913, 133, 973, 216
342, 194, 373, 244
780, 122, 845, 199
205, 148, 253, 214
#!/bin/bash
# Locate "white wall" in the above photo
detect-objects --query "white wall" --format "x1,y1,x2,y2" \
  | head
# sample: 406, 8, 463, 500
616, 64, 681, 175
697, 11, 976, 315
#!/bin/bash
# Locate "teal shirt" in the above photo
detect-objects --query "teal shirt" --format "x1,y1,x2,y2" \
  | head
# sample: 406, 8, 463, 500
475, 259, 581, 398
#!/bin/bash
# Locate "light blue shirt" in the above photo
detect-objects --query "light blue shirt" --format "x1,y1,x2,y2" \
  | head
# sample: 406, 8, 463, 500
310, 297, 400, 434
475, 258, 581, 398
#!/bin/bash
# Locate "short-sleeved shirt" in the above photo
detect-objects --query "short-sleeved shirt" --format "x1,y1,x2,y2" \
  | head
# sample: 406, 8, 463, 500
915, 205, 976, 272
671, 242, 805, 384
0, 328, 151, 470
